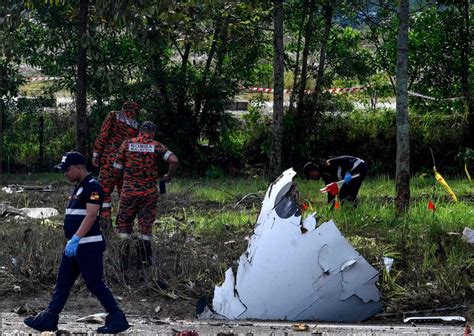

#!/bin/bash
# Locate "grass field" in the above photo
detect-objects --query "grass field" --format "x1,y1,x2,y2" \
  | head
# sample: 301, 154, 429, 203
0, 172, 472, 315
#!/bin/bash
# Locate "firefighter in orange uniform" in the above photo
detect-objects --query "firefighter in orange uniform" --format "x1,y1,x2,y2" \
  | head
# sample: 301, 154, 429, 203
92, 101, 140, 226
113, 121, 178, 268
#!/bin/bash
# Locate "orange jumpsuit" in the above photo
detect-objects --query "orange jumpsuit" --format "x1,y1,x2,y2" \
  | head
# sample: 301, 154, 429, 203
113, 134, 173, 240
92, 110, 139, 221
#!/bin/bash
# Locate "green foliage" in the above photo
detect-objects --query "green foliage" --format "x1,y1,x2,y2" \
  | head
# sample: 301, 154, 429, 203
2, 97, 75, 172
284, 104, 467, 175
327, 26, 376, 83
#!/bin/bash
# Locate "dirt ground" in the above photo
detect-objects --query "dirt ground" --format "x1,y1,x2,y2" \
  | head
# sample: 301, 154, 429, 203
0, 183, 472, 335
0, 293, 467, 335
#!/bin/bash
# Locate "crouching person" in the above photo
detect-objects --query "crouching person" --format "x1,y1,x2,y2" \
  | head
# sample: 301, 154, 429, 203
24, 152, 130, 334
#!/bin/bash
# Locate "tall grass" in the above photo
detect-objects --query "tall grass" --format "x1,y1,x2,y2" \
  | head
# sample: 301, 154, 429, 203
0, 173, 472, 312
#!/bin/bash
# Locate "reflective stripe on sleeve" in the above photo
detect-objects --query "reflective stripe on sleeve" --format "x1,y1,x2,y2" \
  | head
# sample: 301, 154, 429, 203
350, 158, 364, 172
163, 150, 173, 161
113, 162, 124, 170
118, 233, 131, 239
66, 208, 87, 215
78, 235, 103, 244
138, 234, 152, 241
337, 166, 343, 180
102, 202, 112, 208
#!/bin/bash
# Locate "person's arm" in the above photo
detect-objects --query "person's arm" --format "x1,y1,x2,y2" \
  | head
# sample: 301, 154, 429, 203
157, 143, 178, 182
112, 141, 127, 172
64, 203, 101, 256
75, 203, 101, 237
92, 112, 114, 167
163, 154, 179, 182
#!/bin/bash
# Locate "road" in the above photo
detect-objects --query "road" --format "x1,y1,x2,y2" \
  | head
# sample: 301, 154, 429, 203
1, 311, 465, 335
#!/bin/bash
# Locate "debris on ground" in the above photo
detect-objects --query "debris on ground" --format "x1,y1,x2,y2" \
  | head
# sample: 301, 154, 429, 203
0, 203, 59, 219
2, 184, 52, 193
200, 168, 383, 322
76, 313, 107, 324
383, 257, 394, 273
403, 316, 466, 324
292, 323, 309, 331
462, 227, 474, 245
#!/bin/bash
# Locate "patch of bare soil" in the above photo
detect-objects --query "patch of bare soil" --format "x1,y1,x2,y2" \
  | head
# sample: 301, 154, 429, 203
0, 183, 258, 332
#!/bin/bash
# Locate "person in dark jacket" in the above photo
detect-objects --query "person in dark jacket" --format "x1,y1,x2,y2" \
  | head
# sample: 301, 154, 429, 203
24, 152, 130, 334
303, 155, 368, 206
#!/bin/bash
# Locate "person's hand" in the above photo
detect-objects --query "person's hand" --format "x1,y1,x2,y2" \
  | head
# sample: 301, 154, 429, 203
344, 172, 352, 184
92, 155, 100, 167
65, 235, 81, 257
163, 174, 172, 182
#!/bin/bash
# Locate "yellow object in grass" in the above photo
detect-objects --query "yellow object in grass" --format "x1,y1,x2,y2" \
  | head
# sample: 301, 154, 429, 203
434, 167, 458, 202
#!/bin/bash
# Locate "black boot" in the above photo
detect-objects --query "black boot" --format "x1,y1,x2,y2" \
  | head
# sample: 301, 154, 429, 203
136, 239, 153, 267
24, 310, 59, 332
97, 310, 130, 334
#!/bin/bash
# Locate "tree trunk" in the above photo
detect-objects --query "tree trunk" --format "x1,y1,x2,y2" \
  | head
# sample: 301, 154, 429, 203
395, 0, 410, 216
459, 0, 473, 147
177, 42, 191, 114
313, 2, 334, 102
194, 23, 219, 117
75, 0, 88, 156
270, 0, 284, 180
38, 115, 44, 169
296, 0, 315, 114
213, 18, 230, 80
288, 0, 308, 114
0, 99, 3, 176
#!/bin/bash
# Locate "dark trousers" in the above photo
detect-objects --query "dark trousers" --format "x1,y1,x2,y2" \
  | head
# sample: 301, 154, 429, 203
48, 241, 119, 315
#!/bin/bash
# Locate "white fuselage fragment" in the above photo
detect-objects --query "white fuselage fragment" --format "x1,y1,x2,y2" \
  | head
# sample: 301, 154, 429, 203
209, 168, 383, 322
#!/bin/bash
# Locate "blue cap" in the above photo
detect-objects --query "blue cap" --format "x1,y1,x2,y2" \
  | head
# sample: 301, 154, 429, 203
54, 151, 86, 171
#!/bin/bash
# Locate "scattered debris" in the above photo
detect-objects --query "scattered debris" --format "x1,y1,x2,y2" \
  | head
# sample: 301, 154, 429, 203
201, 168, 383, 322
20, 207, 59, 219
13, 303, 34, 316
375, 304, 468, 318
13, 285, 21, 292
0, 203, 59, 219
292, 324, 309, 331
1, 184, 52, 194
155, 306, 162, 313
465, 323, 472, 335
462, 227, 473, 245
403, 316, 466, 324
76, 313, 107, 324
383, 257, 394, 273
176, 330, 199, 336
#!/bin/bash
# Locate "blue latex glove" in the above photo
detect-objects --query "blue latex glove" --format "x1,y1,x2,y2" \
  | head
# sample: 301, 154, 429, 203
344, 172, 352, 184
65, 235, 81, 257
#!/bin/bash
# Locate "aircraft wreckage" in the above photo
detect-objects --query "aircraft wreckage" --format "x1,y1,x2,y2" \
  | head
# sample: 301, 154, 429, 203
199, 168, 383, 322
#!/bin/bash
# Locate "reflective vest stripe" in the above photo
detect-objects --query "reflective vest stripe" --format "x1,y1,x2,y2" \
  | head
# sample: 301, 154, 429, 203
78, 235, 103, 244
113, 162, 124, 170
66, 209, 87, 215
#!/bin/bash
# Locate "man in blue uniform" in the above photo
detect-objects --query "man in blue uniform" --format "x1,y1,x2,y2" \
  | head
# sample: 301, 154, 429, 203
303, 155, 368, 206
24, 152, 130, 334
